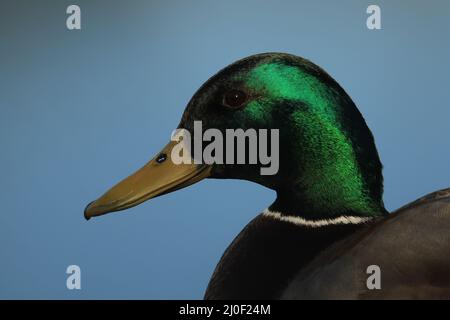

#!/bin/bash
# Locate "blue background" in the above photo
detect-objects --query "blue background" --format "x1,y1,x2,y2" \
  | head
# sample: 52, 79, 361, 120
1, 0, 449, 299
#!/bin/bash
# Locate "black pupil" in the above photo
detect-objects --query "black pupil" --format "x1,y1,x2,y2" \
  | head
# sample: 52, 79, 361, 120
225, 90, 246, 108
156, 153, 167, 163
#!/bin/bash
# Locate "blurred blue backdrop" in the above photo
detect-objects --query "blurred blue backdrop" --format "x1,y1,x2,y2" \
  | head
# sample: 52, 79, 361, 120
0, 0, 449, 299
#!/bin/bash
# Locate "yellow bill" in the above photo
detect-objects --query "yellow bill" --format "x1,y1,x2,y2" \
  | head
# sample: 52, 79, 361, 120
84, 140, 211, 220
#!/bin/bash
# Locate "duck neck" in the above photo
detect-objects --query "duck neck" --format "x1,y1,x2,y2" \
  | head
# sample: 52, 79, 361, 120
270, 184, 386, 220
271, 109, 387, 219
204, 213, 370, 299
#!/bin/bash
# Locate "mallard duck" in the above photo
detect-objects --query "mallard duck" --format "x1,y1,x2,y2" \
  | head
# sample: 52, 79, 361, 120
84, 53, 450, 299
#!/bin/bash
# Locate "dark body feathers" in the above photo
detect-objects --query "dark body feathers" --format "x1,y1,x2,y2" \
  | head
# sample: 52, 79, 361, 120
205, 188, 450, 299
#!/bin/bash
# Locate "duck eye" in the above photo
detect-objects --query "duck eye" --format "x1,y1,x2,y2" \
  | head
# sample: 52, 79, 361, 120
223, 89, 247, 109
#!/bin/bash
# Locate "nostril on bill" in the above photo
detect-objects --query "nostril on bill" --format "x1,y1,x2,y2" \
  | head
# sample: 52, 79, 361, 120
156, 153, 167, 164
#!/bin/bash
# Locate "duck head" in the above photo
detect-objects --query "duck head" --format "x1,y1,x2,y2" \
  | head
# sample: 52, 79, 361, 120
85, 53, 386, 220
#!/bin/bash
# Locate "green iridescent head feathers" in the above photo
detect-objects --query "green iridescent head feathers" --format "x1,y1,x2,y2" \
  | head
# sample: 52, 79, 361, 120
180, 53, 386, 218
